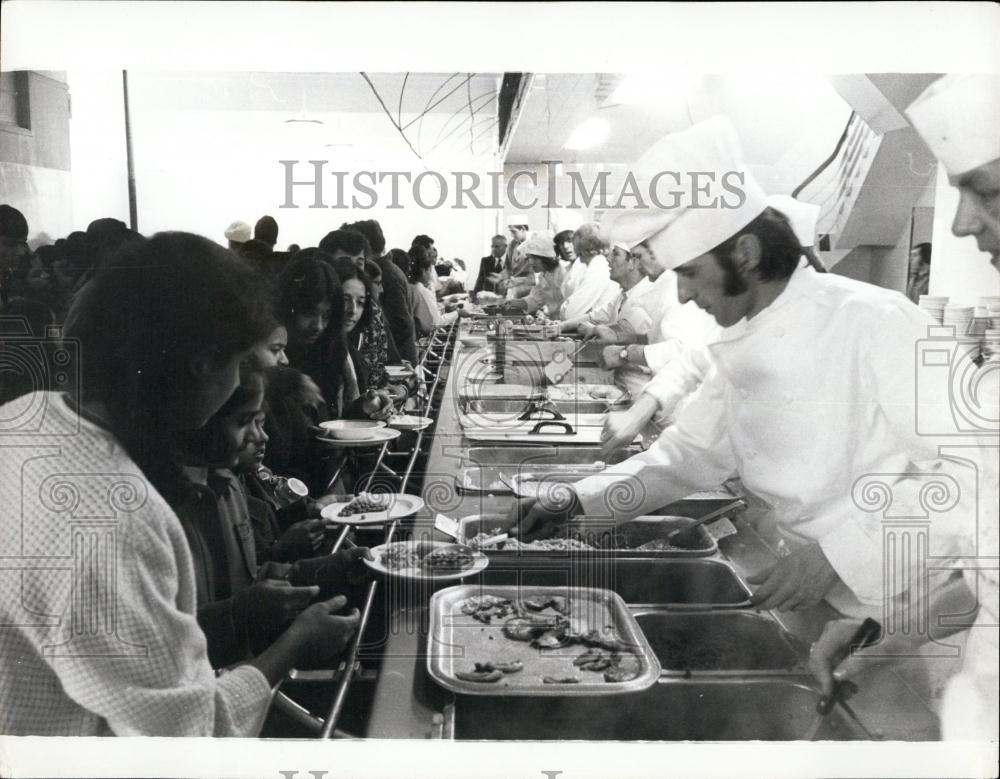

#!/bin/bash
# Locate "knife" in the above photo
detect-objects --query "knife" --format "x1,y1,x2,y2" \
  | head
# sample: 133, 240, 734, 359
803, 617, 882, 740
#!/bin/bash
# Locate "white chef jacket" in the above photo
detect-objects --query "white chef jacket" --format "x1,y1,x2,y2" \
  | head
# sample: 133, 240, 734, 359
560, 259, 586, 300
559, 255, 618, 321
574, 265, 968, 615
640, 340, 716, 422
586, 276, 654, 333
638, 270, 717, 372
941, 364, 999, 740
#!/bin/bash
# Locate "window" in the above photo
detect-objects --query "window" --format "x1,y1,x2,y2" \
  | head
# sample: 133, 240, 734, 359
0, 71, 31, 130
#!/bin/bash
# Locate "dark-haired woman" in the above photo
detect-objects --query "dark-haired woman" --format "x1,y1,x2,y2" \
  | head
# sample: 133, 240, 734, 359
329, 257, 396, 418
276, 249, 347, 417
0, 232, 361, 736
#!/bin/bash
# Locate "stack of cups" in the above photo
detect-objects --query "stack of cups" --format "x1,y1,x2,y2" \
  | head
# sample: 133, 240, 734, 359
919, 295, 949, 324
980, 296, 1000, 326
983, 328, 1000, 363
943, 304, 975, 335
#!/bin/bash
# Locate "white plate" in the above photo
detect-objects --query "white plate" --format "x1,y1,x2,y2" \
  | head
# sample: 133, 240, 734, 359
385, 364, 415, 380
321, 492, 425, 525
364, 540, 488, 580
314, 426, 402, 448
387, 414, 434, 431
318, 419, 387, 440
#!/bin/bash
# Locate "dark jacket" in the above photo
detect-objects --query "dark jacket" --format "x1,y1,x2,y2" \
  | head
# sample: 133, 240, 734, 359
374, 254, 417, 363
473, 254, 505, 295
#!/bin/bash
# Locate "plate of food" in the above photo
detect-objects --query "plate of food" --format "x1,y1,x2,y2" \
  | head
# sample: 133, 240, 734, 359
314, 426, 402, 448
321, 492, 425, 525
386, 414, 433, 431
365, 540, 489, 580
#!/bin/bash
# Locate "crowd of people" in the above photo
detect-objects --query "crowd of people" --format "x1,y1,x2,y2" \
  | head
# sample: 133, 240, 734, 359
0, 208, 472, 736
0, 72, 995, 741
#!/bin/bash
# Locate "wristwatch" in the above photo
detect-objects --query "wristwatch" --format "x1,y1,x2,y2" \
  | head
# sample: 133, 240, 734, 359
619, 348, 629, 363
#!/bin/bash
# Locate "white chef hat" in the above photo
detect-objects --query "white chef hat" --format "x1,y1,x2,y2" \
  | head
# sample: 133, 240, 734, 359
600, 115, 768, 270
506, 215, 531, 229
905, 74, 1000, 177
766, 194, 821, 248
549, 207, 584, 234
224, 220, 252, 244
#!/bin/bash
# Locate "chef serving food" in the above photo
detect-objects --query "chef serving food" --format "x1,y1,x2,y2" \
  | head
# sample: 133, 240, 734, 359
512, 115, 967, 618
809, 73, 999, 741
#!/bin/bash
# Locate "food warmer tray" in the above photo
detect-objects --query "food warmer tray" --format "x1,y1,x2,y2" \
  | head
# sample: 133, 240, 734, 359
456, 514, 719, 557
427, 585, 661, 697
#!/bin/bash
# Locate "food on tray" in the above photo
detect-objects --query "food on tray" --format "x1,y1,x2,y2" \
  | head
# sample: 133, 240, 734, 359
634, 538, 681, 552
542, 676, 580, 684
467, 529, 596, 552
338, 492, 391, 516
522, 595, 570, 615
456, 661, 524, 681
380, 545, 422, 571
421, 545, 475, 573
501, 614, 569, 642
456, 669, 503, 683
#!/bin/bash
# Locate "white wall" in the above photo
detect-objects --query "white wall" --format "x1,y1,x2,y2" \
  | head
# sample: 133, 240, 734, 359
66, 71, 130, 230
927, 163, 1000, 304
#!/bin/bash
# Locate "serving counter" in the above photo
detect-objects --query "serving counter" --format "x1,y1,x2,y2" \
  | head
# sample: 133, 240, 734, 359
273, 321, 948, 741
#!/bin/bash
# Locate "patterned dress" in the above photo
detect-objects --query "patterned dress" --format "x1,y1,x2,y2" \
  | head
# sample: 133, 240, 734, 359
359, 300, 390, 389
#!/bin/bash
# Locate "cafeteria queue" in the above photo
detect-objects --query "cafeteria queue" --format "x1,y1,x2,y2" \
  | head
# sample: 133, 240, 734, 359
0, 74, 997, 740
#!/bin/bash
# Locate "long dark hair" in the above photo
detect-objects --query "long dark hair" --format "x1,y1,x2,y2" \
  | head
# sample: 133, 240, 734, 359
64, 231, 273, 502
329, 256, 375, 335
407, 244, 433, 285
276, 248, 346, 412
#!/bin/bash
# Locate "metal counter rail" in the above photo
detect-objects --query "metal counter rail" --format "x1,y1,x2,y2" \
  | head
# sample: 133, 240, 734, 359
264, 318, 458, 738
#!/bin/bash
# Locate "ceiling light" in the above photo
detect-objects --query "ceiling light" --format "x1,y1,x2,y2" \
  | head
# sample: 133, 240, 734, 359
564, 117, 611, 151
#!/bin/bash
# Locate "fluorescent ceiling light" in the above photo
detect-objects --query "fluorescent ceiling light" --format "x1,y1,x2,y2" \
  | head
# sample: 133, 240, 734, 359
609, 73, 703, 106
564, 117, 611, 150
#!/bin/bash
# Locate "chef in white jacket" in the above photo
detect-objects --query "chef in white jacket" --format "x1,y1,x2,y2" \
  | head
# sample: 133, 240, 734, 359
600, 194, 822, 454
810, 73, 1000, 742
513, 115, 965, 617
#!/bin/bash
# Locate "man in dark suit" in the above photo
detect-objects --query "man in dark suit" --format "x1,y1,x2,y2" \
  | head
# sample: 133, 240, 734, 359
472, 234, 508, 297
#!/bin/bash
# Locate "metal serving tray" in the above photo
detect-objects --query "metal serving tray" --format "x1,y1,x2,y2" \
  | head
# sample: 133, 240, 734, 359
441, 678, 864, 740
459, 398, 612, 416
465, 445, 638, 466
633, 610, 805, 674
456, 464, 608, 495
607, 559, 754, 609
456, 514, 718, 558
427, 585, 661, 697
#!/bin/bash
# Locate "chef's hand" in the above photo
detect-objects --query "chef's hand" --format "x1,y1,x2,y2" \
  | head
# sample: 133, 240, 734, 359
287, 595, 361, 667
600, 345, 625, 370
747, 543, 842, 611
578, 322, 597, 340
808, 618, 876, 698
590, 325, 620, 346
508, 492, 582, 542
600, 410, 644, 459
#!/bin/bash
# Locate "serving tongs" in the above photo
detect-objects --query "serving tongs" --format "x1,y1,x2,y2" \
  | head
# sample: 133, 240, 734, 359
664, 501, 743, 546
804, 617, 881, 740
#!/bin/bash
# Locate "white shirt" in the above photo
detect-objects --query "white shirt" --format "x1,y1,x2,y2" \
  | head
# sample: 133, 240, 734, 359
587, 276, 654, 333
560, 259, 586, 300
415, 281, 457, 330
0, 393, 270, 735
638, 270, 718, 372
559, 254, 618, 321
574, 266, 970, 615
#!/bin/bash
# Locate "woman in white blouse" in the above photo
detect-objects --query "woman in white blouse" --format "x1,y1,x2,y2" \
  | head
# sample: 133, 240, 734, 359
407, 244, 458, 337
